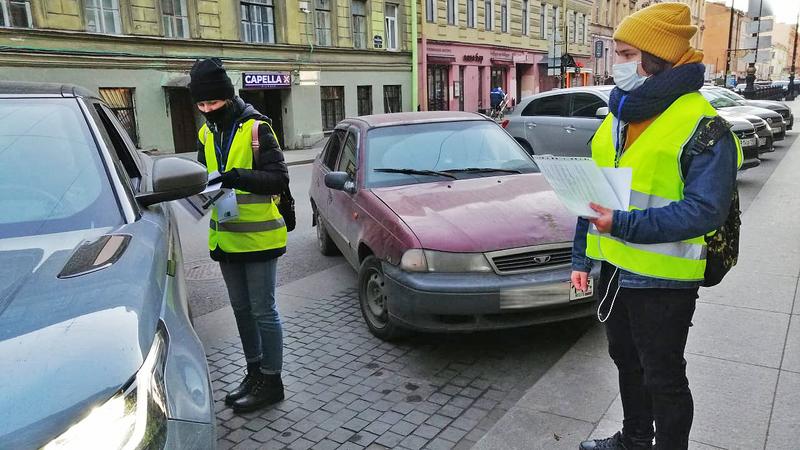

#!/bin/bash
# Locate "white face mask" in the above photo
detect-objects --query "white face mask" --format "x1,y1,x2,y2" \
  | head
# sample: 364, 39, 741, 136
613, 60, 649, 92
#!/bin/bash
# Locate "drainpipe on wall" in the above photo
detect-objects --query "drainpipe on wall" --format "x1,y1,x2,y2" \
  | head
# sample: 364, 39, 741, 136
412, 0, 419, 112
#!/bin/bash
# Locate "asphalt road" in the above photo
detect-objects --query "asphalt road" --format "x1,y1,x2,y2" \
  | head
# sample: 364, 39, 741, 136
179, 128, 798, 319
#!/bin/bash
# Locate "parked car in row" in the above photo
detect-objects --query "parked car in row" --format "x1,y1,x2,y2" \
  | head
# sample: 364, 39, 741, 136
703, 86, 793, 132
0, 82, 215, 449
503, 86, 761, 169
309, 112, 597, 340
700, 87, 787, 141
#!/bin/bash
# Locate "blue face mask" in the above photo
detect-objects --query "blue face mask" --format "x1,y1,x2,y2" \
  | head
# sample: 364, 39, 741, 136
613, 60, 649, 92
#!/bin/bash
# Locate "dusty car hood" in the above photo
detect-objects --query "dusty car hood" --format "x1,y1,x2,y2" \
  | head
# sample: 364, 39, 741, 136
723, 105, 783, 120
0, 227, 161, 448
745, 100, 788, 112
371, 173, 576, 252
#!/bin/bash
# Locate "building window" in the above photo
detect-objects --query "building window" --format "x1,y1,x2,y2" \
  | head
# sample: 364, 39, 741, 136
500, 0, 508, 32
352, 0, 367, 49
577, 12, 584, 44
427, 65, 449, 111
467, 0, 476, 27
161, 0, 189, 38
385, 3, 398, 50
554, 6, 560, 41
567, 10, 574, 43
321, 86, 345, 131
383, 85, 401, 113
426, 0, 435, 22
315, 0, 332, 46
85, 0, 122, 34
491, 67, 507, 92
540, 2, 546, 38
447, 0, 457, 25
357, 85, 372, 116
241, 0, 276, 43
99, 88, 139, 145
583, 13, 588, 45
522, 0, 529, 35
484, 0, 493, 31
0, 0, 32, 28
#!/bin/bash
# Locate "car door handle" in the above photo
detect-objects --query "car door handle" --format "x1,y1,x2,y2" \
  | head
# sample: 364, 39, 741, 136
564, 125, 576, 133
526, 122, 537, 129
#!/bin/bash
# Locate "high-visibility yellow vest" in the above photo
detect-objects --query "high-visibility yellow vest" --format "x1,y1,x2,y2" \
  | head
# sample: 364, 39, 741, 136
586, 92, 743, 281
199, 119, 287, 254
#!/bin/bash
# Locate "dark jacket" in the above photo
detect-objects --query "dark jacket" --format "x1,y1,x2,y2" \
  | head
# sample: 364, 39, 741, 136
196, 97, 290, 263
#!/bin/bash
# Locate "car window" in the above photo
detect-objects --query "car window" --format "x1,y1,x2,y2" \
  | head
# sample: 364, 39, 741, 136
569, 93, 606, 118
337, 130, 357, 178
95, 104, 142, 179
522, 95, 565, 117
322, 129, 346, 170
365, 120, 539, 188
0, 98, 123, 238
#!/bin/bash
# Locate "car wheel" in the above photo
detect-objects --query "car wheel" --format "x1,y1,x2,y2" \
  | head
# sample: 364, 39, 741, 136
358, 256, 403, 341
315, 210, 340, 256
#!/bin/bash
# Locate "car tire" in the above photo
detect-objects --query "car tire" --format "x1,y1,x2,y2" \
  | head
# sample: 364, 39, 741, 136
358, 256, 404, 341
315, 210, 340, 256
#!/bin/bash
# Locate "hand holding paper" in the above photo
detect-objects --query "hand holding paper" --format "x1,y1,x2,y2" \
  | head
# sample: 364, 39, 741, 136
587, 203, 614, 233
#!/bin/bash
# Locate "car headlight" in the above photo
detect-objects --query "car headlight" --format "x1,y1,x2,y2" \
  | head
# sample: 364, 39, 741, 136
400, 249, 492, 273
44, 328, 169, 450
765, 117, 772, 124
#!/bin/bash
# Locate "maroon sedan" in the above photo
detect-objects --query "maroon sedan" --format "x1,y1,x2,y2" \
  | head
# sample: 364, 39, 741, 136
309, 112, 597, 340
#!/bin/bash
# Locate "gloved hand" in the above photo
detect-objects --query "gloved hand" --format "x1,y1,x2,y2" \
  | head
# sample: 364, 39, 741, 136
219, 169, 240, 189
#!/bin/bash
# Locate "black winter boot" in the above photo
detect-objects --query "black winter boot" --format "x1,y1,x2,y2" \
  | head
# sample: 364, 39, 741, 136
579, 431, 653, 450
231, 373, 284, 413
224, 363, 260, 406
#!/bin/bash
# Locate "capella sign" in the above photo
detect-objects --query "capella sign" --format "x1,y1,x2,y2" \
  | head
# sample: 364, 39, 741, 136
242, 72, 292, 89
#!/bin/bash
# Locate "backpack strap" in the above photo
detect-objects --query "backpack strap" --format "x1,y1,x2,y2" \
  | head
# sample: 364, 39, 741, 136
680, 116, 732, 177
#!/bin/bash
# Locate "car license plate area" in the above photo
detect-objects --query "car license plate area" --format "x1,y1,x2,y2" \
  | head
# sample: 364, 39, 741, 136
740, 137, 756, 148
758, 137, 767, 146
569, 277, 594, 301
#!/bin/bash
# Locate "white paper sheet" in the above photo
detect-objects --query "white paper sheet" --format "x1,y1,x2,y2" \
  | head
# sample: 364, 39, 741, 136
532, 155, 631, 218
201, 170, 222, 194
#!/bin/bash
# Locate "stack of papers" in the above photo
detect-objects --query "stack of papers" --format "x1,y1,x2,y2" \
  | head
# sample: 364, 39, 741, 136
532, 155, 632, 218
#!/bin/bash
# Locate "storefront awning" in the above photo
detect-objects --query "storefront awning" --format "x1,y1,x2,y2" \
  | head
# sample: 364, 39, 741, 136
163, 75, 190, 88
490, 58, 514, 65
427, 54, 456, 64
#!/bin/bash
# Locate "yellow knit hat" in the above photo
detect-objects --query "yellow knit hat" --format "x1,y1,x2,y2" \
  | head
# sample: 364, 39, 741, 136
613, 2, 698, 64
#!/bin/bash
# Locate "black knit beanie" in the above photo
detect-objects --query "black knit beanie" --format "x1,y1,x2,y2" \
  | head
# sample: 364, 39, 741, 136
188, 58, 235, 103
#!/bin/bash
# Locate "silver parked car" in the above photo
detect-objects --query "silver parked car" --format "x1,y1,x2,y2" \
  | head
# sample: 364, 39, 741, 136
0, 82, 215, 449
502, 86, 613, 157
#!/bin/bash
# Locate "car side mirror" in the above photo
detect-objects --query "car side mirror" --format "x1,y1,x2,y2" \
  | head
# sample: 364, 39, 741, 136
595, 106, 609, 118
325, 171, 356, 194
136, 156, 207, 207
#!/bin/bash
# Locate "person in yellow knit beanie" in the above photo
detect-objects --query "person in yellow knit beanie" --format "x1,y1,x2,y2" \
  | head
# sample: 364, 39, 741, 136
573, 3, 741, 450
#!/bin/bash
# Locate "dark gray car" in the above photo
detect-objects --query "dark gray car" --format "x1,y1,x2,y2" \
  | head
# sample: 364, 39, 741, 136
0, 82, 215, 449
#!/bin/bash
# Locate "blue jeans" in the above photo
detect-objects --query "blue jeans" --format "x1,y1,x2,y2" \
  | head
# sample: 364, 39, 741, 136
219, 259, 283, 374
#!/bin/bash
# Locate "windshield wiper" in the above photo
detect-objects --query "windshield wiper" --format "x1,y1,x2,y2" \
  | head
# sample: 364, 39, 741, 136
443, 167, 522, 174
373, 168, 457, 179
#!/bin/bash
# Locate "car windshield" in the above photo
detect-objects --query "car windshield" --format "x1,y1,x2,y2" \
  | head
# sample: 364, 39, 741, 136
701, 90, 739, 108
365, 120, 539, 188
713, 89, 747, 105
0, 98, 122, 239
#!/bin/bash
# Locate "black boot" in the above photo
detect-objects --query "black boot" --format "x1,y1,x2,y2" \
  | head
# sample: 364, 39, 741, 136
578, 431, 653, 450
224, 363, 260, 406
231, 373, 284, 413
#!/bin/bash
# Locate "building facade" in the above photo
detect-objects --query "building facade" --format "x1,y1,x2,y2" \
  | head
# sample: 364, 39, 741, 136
0, 0, 413, 152
418, 0, 593, 111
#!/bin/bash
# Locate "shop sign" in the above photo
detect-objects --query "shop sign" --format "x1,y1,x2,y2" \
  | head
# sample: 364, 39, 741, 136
242, 72, 292, 89
463, 53, 484, 63
490, 50, 513, 61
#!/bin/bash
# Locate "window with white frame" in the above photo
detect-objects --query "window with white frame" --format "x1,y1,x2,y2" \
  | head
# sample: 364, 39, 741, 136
522, 0, 529, 35
447, 0, 457, 25
485, 0, 493, 31
161, 0, 189, 38
467, 0, 476, 27
554, 6, 560, 42
577, 13, 584, 45
85, 0, 122, 34
567, 10, 574, 43
426, 0, 435, 22
539, 2, 546, 38
352, 0, 367, 49
315, 0, 332, 46
583, 14, 588, 45
385, 3, 398, 50
0, 0, 32, 28
241, 0, 276, 43
500, 0, 508, 32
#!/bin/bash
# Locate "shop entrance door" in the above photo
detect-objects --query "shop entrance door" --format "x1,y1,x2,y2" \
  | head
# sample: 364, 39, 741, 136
167, 88, 198, 153
239, 90, 285, 148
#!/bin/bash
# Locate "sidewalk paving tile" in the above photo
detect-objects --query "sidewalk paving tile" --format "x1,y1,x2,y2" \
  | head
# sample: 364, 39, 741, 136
697, 270, 797, 314
514, 351, 618, 423
782, 314, 800, 373
686, 302, 789, 369
765, 371, 800, 449
473, 407, 595, 450
683, 353, 776, 450
567, 323, 607, 359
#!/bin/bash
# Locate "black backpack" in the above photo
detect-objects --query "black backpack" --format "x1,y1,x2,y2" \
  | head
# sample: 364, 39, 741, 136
684, 116, 741, 287
252, 120, 296, 232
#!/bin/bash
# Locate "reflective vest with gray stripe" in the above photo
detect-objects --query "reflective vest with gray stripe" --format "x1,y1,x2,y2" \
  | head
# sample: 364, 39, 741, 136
199, 119, 287, 254
586, 92, 743, 282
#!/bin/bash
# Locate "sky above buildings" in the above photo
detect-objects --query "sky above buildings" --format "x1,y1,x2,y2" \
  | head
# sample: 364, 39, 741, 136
715, 0, 800, 23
